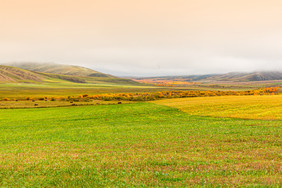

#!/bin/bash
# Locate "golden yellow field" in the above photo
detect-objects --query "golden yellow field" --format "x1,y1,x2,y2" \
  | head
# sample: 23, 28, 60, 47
152, 95, 282, 120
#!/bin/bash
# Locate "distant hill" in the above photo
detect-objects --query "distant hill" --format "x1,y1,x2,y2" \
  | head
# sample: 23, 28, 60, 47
138, 74, 216, 81
1, 63, 139, 85
201, 72, 282, 82
0, 65, 89, 83
8, 63, 112, 78
0, 65, 43, 83
135, 71, 282, 82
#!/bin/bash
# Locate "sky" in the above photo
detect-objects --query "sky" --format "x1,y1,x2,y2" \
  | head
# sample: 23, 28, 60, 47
0, 0, 282, 77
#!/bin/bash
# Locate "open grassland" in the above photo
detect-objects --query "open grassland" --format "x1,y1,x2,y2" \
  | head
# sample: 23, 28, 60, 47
1, 82, 280, 100
0, 83, 170, 99
0, 100, 132, 109
135, 77, 282, 90
153, 95, 282, 120
0, 103, 281, 187
0, 86, 278, 109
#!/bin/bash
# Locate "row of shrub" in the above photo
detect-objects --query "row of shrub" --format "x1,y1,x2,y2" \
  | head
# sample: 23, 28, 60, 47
1, 87, 279, 102
87, 87, 279, 101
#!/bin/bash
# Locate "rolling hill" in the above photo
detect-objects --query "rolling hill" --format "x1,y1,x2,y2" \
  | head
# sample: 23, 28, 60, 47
8, 63, 112, 77
3, 63, 281, 85
0, 65, 89, 83
0, 63, 139, 85
136, 71, 282, 82
202, 72, 282, 82
0, 65, 43, 83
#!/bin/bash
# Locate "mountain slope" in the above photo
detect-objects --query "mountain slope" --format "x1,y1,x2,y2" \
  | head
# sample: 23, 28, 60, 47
8, 63, 112, 77
1, 63, 140, 85
0, 65, 43, 83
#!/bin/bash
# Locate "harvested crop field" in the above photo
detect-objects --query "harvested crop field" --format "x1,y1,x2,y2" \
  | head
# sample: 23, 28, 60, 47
152, 95, 282, 120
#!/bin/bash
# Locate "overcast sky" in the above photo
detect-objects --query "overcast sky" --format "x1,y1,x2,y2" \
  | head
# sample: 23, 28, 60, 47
0, 0, 282, 76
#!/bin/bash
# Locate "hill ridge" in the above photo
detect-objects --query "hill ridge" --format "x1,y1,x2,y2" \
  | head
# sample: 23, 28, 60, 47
0, 64, 139, 85
7, 62, 112, 78
0, 65, 43, 82
136, 71, 282, 82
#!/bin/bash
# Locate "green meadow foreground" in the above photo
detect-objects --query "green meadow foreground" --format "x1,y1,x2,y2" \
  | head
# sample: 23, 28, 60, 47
0, 96, 281, 187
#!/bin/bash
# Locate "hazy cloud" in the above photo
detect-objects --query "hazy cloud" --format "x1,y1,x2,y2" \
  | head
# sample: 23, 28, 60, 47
0, 0, 281, 76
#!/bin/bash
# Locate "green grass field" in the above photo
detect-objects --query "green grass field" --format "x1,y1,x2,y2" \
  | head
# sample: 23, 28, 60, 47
0, 100, 133, 109
0, 102, 281, 187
